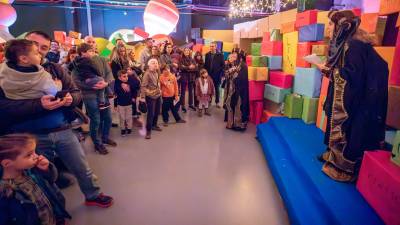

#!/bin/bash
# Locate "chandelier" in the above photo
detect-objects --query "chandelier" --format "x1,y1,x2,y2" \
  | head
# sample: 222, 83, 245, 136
229, 0, 297, 18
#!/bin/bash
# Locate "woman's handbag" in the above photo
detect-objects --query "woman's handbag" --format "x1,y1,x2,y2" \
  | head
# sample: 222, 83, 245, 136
139, 100, 148, 113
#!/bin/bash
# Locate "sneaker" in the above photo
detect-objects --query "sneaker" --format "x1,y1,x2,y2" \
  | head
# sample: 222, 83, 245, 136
198, 109, 203, 117
176, 119, 186, 123
94, 144, 109, 155
215, 104, 221, 109
102, 138, 117, 147
127, 129, 132, 134
99, 102, 111, 110
182, 107, 187, 113
111, 123, 118, 128
85, 193, 114, 208
205, 109, 211, 116
163, 122, 168, 127
152, 126, 162, 132
121, 129, 126, 137
189, 105, 196, 111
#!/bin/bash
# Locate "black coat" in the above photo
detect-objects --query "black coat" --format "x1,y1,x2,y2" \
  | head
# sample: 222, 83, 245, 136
204, 51, 225, 83
324, 39, 388, 161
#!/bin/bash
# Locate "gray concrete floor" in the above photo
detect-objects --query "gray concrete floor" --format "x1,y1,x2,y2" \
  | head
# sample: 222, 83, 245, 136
63, 107, 289, 225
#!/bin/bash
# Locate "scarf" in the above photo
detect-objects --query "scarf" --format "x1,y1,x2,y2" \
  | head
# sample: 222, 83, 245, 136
0, 62, 58, 100
326, 12, 361, 77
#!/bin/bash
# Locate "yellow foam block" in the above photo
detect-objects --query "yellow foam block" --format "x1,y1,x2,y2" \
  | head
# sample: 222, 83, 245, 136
203, 30, 233, 42
223, 42, 234, 52
374, 47, 395, 79
95, 37, 110, 53
248, 66, 258, 80
256, 67, 269, 81
317, 11, 330, 37
283, 31, 298, 75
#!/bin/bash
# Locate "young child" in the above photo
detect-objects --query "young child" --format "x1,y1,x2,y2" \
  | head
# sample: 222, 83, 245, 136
114, 69, 134, 136
0, 134, 71, 225
126, 66, 141, 118
73, 43, 112, 109
0, 39, 58, 100
160, 64, 186, 126
195, 69, 215, 117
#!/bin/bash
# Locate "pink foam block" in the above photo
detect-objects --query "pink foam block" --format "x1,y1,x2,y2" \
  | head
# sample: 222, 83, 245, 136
261, 41, 283, 56
246, 55, 252, 66
249, 81, 265, 101
357, 150, 400, 225
269, 71, 294, 89
250, 101, 264, 125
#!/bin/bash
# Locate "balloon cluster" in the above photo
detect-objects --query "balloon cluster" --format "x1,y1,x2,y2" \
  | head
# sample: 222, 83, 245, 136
0, 0, 17, 31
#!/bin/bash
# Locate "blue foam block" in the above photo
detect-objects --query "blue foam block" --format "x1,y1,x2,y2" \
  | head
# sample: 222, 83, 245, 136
299, 23, 325, 42
267, 56, 282, 70
256, 117, 384, 225
294, 67, 322, 98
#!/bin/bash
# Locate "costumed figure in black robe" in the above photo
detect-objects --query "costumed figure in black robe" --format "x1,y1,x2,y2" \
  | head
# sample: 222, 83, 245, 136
223, 52, 250, 131
317, 10, 388, 182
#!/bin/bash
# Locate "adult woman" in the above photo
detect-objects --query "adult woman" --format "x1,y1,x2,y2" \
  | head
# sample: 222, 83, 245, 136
63, 48, 79, 74
111, 45, 130, 80
315, 10, 388, 182
223, 52, 249, 131
128, 49, 143, 77
160, 43, 178, 75
179, 47, 197, 112
140, 58, 162, 139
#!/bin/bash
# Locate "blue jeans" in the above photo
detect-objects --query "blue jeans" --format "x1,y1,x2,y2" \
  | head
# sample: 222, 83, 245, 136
83, 96, 112, 145
35, 129, 100, 200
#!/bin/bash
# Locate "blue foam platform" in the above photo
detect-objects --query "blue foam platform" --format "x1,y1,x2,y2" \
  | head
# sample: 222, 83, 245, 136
256, 117, 383, 225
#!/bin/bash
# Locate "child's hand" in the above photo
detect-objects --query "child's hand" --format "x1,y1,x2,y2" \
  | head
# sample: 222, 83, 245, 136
36, 155, 50, 171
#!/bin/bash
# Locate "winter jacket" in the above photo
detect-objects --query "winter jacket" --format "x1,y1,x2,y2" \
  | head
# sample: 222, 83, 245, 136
0, 164, 71, 225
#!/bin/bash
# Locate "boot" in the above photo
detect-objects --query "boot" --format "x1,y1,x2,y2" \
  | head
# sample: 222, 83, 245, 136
205, 108, 211, 116
198, 108, 203, 117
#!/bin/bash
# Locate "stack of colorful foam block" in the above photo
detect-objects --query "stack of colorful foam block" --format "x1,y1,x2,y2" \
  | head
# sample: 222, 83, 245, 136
249, 42, 270, 125
261, 70, 293, 123
222, 42, 234, 60
54, 30, 83, 48
280, 10, 325, 124
261, 29, 283, 71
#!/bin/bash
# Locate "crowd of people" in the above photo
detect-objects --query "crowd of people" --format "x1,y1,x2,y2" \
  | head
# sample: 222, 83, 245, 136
0, 30, 251, 224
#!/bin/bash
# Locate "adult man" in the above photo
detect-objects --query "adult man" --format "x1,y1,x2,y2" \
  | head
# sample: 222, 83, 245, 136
73, 36, 117, 154
0, 31, 113, 207
204, 42, 225, 108
46, 40, 61, 63
139, 38, 153, 70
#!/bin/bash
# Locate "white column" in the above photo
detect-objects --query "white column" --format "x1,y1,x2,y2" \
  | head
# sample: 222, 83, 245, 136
85, 0, 93, 36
